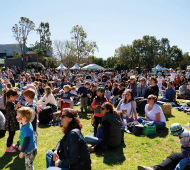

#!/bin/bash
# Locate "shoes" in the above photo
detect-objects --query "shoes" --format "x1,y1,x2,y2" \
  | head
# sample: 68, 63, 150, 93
185, 122, 190, 127
11, 144, 18, 149
138, 165, 154, 170
6, 147, 16, 152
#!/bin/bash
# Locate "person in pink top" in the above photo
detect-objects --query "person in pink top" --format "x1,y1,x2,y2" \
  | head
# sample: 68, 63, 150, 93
157, 72, 163, 92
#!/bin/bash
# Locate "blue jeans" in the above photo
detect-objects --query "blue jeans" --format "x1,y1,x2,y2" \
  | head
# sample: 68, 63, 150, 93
84, 135, 102, 145
137, 117, 166, 130
158, 97, 172, 102
46, 150, 69, 170
175, 147, 190, 170
96, 127, 103, 139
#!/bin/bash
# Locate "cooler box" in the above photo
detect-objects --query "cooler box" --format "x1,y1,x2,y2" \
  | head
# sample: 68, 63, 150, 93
142, 124, 156, 136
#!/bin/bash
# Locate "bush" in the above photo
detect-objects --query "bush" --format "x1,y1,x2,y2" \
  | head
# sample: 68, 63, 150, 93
26, 62, 45, 71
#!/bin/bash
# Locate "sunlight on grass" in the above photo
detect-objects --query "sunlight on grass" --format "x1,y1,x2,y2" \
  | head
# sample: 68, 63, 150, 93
0, 107, 189, 170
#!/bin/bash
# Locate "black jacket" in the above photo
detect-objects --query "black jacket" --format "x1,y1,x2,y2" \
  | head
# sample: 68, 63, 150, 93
53, 128, 91, 170
144, 85, 159, 98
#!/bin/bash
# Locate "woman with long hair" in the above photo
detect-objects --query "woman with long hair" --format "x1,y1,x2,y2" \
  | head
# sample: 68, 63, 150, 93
116, 90, 138, 126
85, 102, 122, 152
46, 108, 91, 170
37, 86, 57, 112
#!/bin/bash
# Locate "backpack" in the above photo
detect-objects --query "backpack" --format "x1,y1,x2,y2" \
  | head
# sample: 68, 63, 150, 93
127, 122, 139, 131
39, 106, 53, 124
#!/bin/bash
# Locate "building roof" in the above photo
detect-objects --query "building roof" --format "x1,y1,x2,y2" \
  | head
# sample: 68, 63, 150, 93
26, 51, 35, 55
0, 44, 28, 56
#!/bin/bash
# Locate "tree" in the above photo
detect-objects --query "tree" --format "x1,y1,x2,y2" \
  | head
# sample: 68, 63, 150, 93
44, 57, 57, 68
12, 51, 22, 58
70, 25, 98, 62
170, 46, 183, 69
53, 40, 75, 61
12, 17, 35, 68
34, 22, 52, 71
159, 38, 170, 67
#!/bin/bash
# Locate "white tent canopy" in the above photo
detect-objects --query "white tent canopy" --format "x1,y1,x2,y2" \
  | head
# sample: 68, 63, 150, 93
81, 64, 104, 70
56, 63, 67, 70
70, 63, 80, 70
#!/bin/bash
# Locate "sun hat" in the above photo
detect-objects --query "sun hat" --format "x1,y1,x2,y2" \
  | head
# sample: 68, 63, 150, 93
97, 87, 105, 93
170, 123, 184, 136
130, 76, 136, 80
23, 84, 36, 91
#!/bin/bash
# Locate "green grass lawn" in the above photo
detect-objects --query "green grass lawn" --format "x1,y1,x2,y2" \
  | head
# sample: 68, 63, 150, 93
0, 105, 190, 170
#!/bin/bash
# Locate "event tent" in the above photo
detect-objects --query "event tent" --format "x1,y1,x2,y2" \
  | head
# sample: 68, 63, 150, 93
161, 67, 168, 70
81, 64, 104, 70
154, 64, 162, 70
70, 63, 80, 70
56, 63, 67, 70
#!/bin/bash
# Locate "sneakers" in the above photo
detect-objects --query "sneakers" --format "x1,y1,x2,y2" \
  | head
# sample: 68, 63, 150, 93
11, 144, 18, 149
185, 122, 190, 127
138, 165, 154, 170
6, 147, 16, 152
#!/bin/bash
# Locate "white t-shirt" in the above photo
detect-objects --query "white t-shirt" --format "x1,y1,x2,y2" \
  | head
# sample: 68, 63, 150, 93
119, 102, 131, 118
170, 72, 176, 81
185, 72, 189, 79
145, 104, 166, 123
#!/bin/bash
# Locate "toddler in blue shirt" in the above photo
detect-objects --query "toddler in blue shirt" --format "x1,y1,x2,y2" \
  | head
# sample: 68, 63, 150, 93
17, 107, 37, 170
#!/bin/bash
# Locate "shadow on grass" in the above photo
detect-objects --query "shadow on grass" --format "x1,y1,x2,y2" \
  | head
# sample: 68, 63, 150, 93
95, 143, 126, 166
0, 152, 25, 170
147, 128, 169, 139
165, 114, 175, 121
38, 124, 52, 128
78, 113, 91, 120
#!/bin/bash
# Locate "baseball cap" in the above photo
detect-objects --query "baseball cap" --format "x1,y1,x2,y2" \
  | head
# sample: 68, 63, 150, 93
97, 87, 105, 93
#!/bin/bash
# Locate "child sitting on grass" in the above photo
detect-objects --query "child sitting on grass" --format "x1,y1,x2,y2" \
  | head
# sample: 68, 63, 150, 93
170, 123, 190, 170
17, 107, 37, 170
56, 85, 78, 110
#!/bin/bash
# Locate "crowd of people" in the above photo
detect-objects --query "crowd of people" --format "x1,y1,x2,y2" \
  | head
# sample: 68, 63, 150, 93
0, 65, 190, 170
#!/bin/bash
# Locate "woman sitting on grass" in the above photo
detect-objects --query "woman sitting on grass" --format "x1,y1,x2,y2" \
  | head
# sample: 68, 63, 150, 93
116, 90, 138, 126
37, 86, 57, 113
85, 102, 122, 152
46, 108, 91, 170
137, 95, 166, 130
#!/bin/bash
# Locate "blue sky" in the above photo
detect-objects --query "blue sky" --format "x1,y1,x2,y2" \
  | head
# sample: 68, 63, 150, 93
0, 0, 189, 59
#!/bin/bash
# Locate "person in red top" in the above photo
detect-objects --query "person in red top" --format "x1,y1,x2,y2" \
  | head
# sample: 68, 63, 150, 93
91, 87, 108, 136
174, 74, 181, 90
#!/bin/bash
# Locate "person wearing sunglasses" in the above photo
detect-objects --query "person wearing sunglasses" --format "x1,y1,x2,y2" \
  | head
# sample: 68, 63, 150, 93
46, 108, 91, 170
137, 95, 166, 130
137, 77, 159, 115
116, 90, 138, 126
85, 102, 122, 152
127, 76, 137, 98
136, 77, 148, 98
